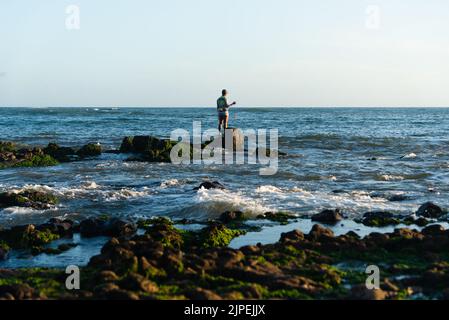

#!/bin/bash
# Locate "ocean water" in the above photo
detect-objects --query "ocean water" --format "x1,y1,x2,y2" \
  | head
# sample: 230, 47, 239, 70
1, 107, 449, 228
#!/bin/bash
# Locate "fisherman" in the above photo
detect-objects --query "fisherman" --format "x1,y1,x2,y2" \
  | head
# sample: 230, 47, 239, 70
217, 89, 236, 131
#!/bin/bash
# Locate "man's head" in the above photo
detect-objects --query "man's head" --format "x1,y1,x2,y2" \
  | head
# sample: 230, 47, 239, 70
222, 89, 228, 96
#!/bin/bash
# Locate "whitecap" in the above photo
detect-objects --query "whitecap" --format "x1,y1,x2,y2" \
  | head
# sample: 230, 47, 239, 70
174, 188, 274, 220
379, 175, 405, 181
401, 153, 417, 159
159, 179, 180, 189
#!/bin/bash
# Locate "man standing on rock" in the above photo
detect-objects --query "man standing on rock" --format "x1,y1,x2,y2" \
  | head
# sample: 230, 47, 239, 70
217, 89, 236, 132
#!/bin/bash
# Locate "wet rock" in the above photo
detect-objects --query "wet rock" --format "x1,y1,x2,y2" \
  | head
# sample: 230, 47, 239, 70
415, 217, 430, 227
145, 219, 184, 249
308, 224, 334, 240
393, 228, 424, 240
103, 218, 137, 237
119, 273, 158, 293
194, 181, 225, 190
196, 223, 245, 248
119, 137, 134, 153
80, 218, 136, 238
345, 231, 360, 239
388, 194, 409, 202
257, 211, 296, 224
43, 143, 77, 162
0, 284, 35, 300
0, 224, 60, 250
119, 136, 177, 163
311, 209, 343, 224
77, 143, 102, 158
0, 142, 59, 169
37, 218, 74, 237
221, 128, 244, 151
79, 218, 106, 237
280, 230, 305, 243
219, 211, 245, 224
97, 270, 120, 283
422, 224, 446, 236
417, 202, 444, 219
0, 189, 59, 210
362, 211, 400, 227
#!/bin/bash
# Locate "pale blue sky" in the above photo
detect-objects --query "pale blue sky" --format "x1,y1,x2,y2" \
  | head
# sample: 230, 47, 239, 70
0, 0, 448, 107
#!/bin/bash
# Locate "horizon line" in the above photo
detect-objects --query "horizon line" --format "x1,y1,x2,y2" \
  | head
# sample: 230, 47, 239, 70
1, 105, 449, 109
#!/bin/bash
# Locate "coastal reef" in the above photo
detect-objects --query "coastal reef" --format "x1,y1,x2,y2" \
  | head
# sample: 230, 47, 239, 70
0, 141, 102, 169
2, 212, 449, 300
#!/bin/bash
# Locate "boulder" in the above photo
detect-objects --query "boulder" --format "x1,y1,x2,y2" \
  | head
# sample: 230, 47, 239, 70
0, 284, 35, 300
43, 143, 77, 162
77, 143, 102, 158
280, 230, 305, 243
311, 209, 343, 224
80, 218, 136, 238
308, 224, 334, 240
37, 218, 74, 236
119, 136, 177, 163
362, 211, 400, 227
119, 273, 158, 293
417, 202, 444, 219
219, 211, 245, 224
0, 190, 59, 210
422, 224, 446, 236
194, 181, 225, 191
221, 128, 244, 151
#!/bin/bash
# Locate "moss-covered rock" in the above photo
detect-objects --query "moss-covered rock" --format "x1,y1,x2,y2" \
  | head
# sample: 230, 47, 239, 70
361, 212, 401, 227
0, 189, 59, 210
119, 136, 177, 163
77, 143, 102, 158
0, 142, 59, 169
0, 224, 60, 251
5, 218, 449, 300
195, 223, 246, 248
257, 211, 296, 224
43, 143, 77, 162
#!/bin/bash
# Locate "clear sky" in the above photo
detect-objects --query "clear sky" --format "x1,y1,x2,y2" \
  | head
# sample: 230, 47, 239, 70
1, 0, 448, 107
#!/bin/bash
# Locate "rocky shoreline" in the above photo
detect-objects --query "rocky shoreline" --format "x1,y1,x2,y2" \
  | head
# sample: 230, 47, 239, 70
2, 137, 449, 300
1, 199, 449, 300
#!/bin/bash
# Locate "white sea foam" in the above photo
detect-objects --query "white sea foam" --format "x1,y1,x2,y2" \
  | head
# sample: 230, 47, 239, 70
174, 188, 274, 220
402, 153, 417, 159
10, 183, 151, 202
0, 206, 56, 215
159, 179, 180, 189
255, 185, 283, 194
379, 175, 405, 181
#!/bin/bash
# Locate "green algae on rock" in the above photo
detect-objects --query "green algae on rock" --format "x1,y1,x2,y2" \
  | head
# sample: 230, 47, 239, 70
0, 141, 59, 169
0, 189, 59, 210
76, 143, 102, 158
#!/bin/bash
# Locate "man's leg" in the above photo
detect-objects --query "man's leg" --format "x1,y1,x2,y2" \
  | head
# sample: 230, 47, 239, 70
218, 117, 223, 131
225, 114, 229, 129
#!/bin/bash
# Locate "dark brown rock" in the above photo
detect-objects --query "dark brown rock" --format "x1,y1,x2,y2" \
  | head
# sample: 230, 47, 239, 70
312, 209, 343, 224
